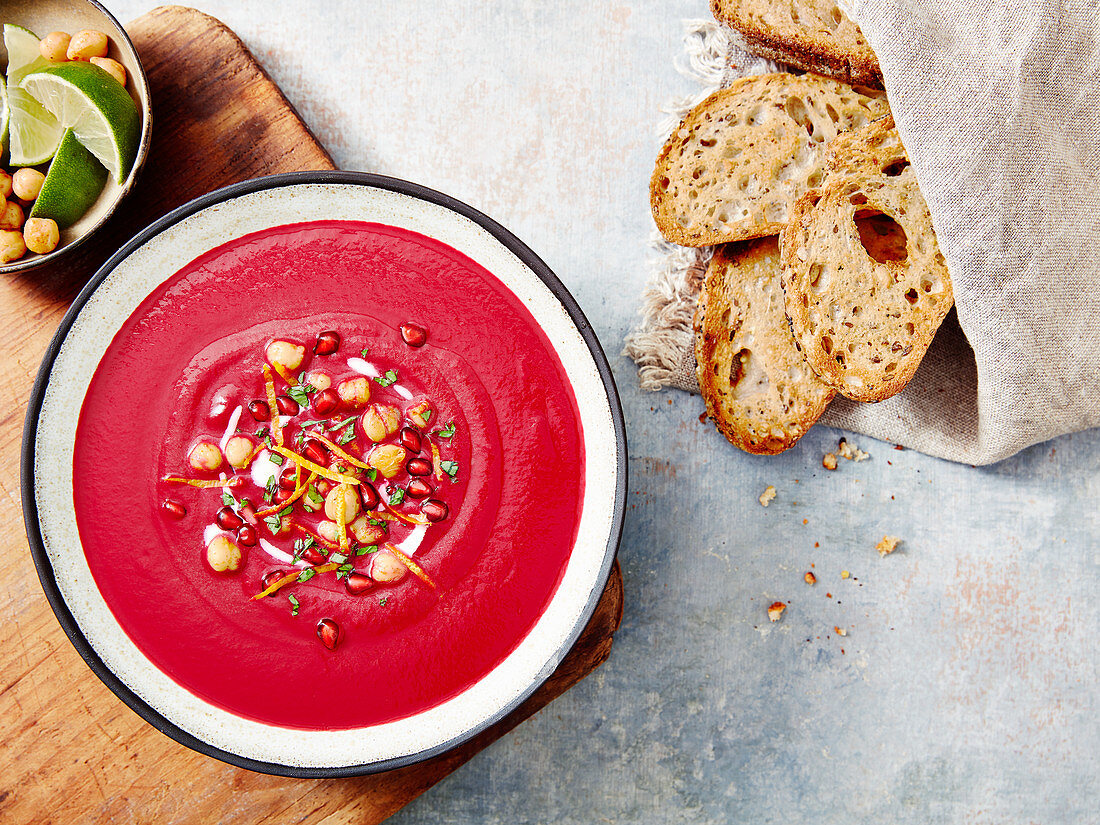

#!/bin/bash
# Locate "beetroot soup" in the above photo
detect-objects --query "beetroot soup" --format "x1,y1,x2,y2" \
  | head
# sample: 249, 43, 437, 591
72, 221, 585, 729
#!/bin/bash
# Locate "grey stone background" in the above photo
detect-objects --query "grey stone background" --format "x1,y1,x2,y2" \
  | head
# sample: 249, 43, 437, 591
107, 1, 1100, 820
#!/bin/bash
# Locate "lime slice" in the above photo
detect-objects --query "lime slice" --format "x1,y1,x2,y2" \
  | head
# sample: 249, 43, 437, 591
20, 62, 139, 183
1, 77, 9, 159
29, 128, 107, 229
3, 24, 63, 166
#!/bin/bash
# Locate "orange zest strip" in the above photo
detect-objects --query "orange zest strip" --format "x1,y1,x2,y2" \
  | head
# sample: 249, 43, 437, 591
335, 484, 350, 552
251, 562, 339, 600
254, 472, 317, 518
164, 476, 243, 489
293, 522, 341, 551
374, 506, 429, 526
430, 441, 443, 480
306, 431, 371, 471
271, 362, 298, 387
262, 365, 284, 446
270, 445, 359, 485
385, 543, 437, 590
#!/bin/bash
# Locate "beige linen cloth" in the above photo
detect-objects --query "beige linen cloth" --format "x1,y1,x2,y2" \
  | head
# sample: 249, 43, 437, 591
624, 2, 1100, 465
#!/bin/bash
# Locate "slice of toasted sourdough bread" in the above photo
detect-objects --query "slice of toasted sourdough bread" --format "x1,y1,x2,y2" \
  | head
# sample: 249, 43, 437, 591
651, 73, 889, 247
779, 115, 953, 402
712, 0, 883, 88
696, 237, 836, 454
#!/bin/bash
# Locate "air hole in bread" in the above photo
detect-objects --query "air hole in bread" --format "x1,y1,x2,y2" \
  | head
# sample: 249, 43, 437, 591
849, 193, 869, 206
829, 6, 844, 27
821, 335, 833, 355
883, 159, 910, 177
905, 322, 915, 335
659, 176, 670, 191
905, 288, 918, 304
885, 362, 897, 373
784, 96, 814, 137
857, 215, 908, 263
700, 138, 717, 148
921, 279, 933, 292
807, 170, 823, 188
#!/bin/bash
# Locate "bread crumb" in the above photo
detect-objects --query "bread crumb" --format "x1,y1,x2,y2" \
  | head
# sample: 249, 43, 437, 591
837, 438, 869, 462
804, 571, 816, 585
822, 452, 838, 470
758, 485, 776, 507
841, 570, 850, 579
876, 535, 901, 556
767, 601, 785, 622
834, 626, 847, 637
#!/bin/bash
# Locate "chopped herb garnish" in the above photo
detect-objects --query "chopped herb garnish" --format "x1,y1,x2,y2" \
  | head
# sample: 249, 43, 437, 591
379, 596, 388, 606
360, 346, 370, 358
292, 536, 315, 562
330, 416, 357, 432
264, 513, 282, 530
333, 463, 347, 473
440, 460, 459, 480
221, 490, 239, 507
337, 428, 356, 446
356, 544, 379, 556
335, 563, 354, 580
255, 425, 270, 439
330, 553, 348, 565
373, 368, 398, 388
287, 593, 300, 616
303, 486, 324, 511
435, 421, 456, 439
297, 568, 316, 583
366, 468, 378, 482
389, 487, 406, 506
369, 518, 385, 527
269, 452, 285, 466
287, 382, 316, 406
263, 475, 279, 503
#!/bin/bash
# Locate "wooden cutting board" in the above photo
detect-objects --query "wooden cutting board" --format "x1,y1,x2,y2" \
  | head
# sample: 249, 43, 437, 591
0, 6, 623, 823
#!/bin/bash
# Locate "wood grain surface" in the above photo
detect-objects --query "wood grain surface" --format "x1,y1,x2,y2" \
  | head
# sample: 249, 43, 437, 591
0, 6, 622, 822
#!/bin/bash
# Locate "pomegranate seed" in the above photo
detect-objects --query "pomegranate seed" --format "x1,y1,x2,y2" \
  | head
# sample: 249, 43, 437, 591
216, 506, 244, 531
312, 388, 340, 417
400, 323, 427, 348
399, 426, 422, 453
239, 498, 259, 526
248, 400, 271, 422
406, 478, 433, 499
162, 499, 187, 519
406, 457, 432, 476
344, 572, 373, 595
276, 395, 299, 416
303, 439, 329, 465
422, 499, 449, 522
314, 330, 341, 356
275, 487, 294, 504
301, 545, 328, 565
359, 482, 380, 510
279, 466, 298, 490
237, 525, 258, 546
261, 570, 285, 592
317, 618, 340, 650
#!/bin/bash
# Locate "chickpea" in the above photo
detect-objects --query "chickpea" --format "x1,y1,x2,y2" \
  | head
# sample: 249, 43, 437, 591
370, 550, 407, 583
265, 339, 306, 372
206, 535, 242, 573
0, 201, 24, 231
316, 520, 340, 544
223, 435, 255, 470
337, 377, 371, 408
0, 230, 26, 264
40, 32, 71, 62
0, 170, 12, 200
324, 484, 361, 522
361, 403, 401, 442
67, 29, 109, 61
188, 441, 223, 472
306, 371, 331, 391
90, 56, 126, 86
12, 168, 45, 201
367, 444, 407, 479
23, 217, 58, 255
349, 515, 387, 544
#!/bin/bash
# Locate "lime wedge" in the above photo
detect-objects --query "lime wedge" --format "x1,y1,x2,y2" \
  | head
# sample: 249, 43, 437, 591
20, 62, 139, 183
1, 77, 9, 159
29, 128, 107, 229
3, 24, 63, 166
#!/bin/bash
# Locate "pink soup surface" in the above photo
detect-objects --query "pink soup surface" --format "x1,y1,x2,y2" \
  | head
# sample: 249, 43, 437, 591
72, 220, 585, 729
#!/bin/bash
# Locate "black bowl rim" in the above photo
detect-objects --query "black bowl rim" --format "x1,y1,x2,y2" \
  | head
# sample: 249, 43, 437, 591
0, 0, 154, 275
20, 170, 627, 778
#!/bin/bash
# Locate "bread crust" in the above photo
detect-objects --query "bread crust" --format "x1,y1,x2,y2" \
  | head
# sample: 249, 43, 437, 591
650, 72, 888, 248
779, 116, 954, 402
712, 0, 883, 88
696, 237, 835, 454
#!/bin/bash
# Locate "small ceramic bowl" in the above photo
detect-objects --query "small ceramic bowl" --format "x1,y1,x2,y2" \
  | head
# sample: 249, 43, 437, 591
23, 171, 626, 776
1, 0, 152, 274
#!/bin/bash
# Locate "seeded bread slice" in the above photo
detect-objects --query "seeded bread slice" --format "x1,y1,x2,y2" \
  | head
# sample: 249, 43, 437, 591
712, 0, 883, 88
780, 115, 953, 402
696, 237, 835, 454
651, 72, 889, 247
